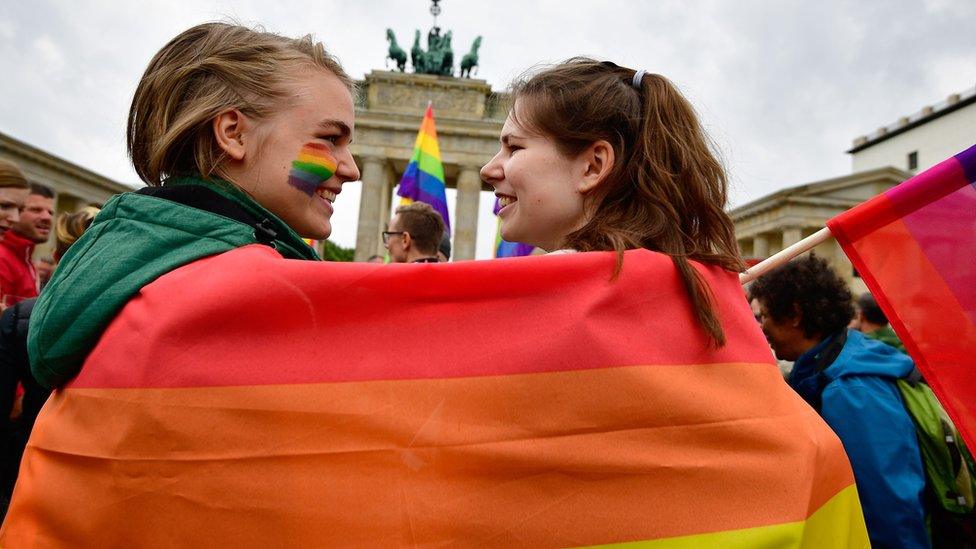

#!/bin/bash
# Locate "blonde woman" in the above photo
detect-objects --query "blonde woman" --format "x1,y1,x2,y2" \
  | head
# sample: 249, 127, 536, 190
27, 23, 359, 389
53, 206, 101, 262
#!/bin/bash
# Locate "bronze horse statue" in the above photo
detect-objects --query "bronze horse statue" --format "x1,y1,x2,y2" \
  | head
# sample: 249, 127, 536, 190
410, 30, 426, 74
460, 36, 482, 78
440, 31, 454, 76
385, 28, 407, 72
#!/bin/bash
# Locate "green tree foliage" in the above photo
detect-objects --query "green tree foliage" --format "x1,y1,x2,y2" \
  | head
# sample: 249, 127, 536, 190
322, 240, 355, 262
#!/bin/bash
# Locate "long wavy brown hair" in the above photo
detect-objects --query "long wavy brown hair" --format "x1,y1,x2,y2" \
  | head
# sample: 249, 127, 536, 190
510, 58, 743, 346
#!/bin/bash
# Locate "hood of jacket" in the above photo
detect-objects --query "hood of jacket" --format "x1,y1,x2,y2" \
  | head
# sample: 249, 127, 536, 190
788, 328, 914, 410
821, 329, 914, 380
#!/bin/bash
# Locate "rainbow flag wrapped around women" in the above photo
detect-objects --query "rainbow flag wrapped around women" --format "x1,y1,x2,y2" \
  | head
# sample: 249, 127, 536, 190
1, 249, 867, 546
396, 102, 450, 229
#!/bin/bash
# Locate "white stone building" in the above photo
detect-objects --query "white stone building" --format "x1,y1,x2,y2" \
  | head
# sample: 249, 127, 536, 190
1, 131, 130, 258
850, 86, 976, 174
733, 84, 976, 290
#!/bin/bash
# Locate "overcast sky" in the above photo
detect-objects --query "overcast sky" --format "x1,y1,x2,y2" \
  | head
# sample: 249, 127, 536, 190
2, 0, 974, 258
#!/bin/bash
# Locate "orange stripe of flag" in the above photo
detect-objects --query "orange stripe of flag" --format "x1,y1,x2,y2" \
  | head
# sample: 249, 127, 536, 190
6, 363, 853, 546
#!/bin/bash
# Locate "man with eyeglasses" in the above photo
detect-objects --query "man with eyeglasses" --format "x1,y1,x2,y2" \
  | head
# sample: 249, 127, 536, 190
382, 202, 445, 264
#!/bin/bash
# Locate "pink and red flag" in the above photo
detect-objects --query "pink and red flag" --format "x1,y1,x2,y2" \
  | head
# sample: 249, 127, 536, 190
827, 144, 976, 448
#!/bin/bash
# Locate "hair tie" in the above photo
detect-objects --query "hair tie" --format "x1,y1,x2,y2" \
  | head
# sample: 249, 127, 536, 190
631, 70, 647, 90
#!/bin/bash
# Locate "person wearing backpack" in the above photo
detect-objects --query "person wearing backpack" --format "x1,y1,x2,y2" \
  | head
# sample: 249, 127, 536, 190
852, 293, 976, 547
751, 254, 928, 548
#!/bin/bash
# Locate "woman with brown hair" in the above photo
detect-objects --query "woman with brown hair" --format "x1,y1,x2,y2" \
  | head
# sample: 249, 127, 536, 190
0, 160, 30, 242
473, 60, 872, 544
0, 160, 30, 312
481, 58, 741, 346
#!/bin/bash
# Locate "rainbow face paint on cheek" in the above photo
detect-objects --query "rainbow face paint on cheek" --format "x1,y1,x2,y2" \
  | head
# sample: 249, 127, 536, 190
288, 143, 337, 196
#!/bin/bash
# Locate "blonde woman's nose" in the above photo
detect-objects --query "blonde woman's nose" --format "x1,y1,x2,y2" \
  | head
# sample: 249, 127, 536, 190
338, 150, 361, 182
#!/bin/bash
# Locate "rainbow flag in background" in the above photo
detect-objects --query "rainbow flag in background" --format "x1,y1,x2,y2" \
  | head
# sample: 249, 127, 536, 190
1, 247, 868, 546
396, 103, 450, 229
828, 143, 976, 449
492, 197, 535, 257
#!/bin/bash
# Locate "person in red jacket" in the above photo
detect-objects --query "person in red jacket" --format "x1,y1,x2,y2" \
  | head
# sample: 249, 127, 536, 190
0, 183, 53, 308
0, 162, 29, 237
0, 161, 31, 310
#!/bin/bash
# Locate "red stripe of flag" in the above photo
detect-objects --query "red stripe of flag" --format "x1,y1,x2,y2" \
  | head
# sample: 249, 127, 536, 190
74, 247, 774, 389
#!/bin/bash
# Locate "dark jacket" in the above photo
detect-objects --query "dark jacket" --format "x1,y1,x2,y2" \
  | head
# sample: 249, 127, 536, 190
789, 328, 929, 548
0, 298, 48, 511
28, 177, 319, 389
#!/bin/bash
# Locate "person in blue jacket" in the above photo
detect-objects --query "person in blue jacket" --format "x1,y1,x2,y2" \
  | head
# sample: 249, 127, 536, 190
750, 254, 928, 549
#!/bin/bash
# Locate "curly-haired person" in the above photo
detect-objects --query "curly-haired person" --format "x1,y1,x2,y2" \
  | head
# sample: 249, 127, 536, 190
750, 254, 928, 548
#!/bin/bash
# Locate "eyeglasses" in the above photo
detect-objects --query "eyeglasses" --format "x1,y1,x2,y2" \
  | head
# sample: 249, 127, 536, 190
381, 231, 406, 243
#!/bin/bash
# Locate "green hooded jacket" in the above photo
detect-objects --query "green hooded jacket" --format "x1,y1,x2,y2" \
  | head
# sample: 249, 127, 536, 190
28, 176, 319, 389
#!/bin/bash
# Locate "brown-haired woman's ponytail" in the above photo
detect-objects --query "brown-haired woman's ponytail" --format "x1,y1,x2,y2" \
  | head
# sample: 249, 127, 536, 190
672, 256, 726, 346
630, 71, 742, 346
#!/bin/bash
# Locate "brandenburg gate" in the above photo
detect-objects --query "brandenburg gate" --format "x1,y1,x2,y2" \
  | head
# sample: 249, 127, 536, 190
350, 70, 507, 261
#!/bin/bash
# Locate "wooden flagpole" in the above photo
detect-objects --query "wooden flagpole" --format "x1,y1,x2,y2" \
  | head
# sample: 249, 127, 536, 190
739, 227, 833, 286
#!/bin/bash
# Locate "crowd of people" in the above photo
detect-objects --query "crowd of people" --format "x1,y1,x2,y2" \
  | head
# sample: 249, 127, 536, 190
0, 161, 102, 514
0, 21, 971, 547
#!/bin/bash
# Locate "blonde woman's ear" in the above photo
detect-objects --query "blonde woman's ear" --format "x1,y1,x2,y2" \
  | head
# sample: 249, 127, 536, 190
578, 139, 615, 194
212, 109, 247, 161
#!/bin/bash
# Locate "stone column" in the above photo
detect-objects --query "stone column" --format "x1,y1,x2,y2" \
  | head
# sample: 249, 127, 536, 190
782, 226, 803, 248
379, 169, 394, 231
453, 165, 482, 261
752, 234, 769, 259
375, 171, 397, 258
354, 156, 387, 262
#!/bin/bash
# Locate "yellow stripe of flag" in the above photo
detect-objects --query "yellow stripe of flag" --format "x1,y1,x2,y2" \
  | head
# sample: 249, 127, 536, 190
589, 485, 868, 549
